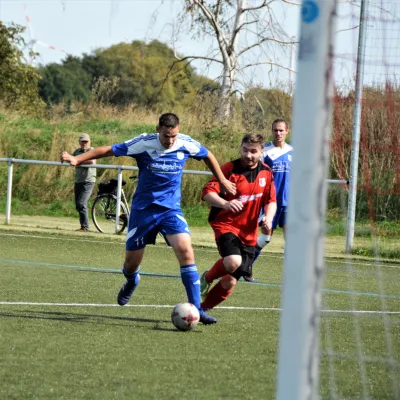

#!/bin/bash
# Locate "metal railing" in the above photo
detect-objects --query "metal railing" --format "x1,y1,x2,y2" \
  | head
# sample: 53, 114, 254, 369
0, 157, 348, 233
0, 158, 215, 233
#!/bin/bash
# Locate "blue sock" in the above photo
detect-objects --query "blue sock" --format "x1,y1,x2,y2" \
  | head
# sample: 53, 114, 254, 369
122, 265, 140, 288
180, 264, 201, 309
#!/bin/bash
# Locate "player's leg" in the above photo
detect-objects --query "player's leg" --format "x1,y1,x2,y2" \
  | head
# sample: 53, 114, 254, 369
201, 252, 241, 289
257, 209, 280, 257
166, 232, 198, 305
167, 232, 217, 325
244, 209, 280, 282
244, 228, 273, 282
117, 208, 157, 306
200, 256, 234, 297
201, 233, 243, 309
161, 209, 216, 324
118, 248, 145, 306
201, 274, 236, 310
201, 232, 243, 295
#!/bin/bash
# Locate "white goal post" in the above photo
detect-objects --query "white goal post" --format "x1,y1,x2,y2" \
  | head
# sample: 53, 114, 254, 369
276, 1, 337, 399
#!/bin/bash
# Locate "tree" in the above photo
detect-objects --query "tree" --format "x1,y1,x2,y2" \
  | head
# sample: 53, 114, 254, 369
38, 40, 218, 109
178, 0, 298, 119
0, 21, 45, 114
242, 87, 292, 131
38, 56, 92, 105
85, 40, 214, 108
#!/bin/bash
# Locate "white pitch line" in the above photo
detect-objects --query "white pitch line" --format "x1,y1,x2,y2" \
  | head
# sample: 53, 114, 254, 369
0, 302, 399, 314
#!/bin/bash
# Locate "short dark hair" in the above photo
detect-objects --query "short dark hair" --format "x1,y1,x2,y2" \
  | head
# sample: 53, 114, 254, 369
241, 133, 264, 148
159, 113, 180, 128
272, 119, 289, 130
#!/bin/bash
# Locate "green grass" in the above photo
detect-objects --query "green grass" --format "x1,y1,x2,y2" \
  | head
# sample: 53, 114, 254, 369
0, 198, 210, 226
180, 204, 210, 227
326, 217, 400, 238
0, 229, 399, 399
0, 198, 78, 218
350, 246, 400, 259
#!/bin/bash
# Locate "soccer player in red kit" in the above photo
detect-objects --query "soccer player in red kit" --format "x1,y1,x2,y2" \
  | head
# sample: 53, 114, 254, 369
200, 133, 277, 310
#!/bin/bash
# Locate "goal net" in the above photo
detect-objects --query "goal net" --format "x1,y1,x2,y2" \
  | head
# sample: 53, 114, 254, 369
277, 1, 400, 399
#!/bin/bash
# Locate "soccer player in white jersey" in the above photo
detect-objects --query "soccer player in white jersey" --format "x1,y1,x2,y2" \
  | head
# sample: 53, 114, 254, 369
61, 113, 236, 324
244, 119, 293, 282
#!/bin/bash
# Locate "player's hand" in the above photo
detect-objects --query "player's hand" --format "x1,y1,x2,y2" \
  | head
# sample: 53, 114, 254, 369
224, 199, 243, 213
60, 151, 77, 166
220, 178, 236, 196
260, 216, 273, 231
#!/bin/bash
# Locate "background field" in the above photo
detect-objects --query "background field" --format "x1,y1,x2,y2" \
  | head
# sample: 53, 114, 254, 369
1, 3, 399, 398
0, 223, 399, 399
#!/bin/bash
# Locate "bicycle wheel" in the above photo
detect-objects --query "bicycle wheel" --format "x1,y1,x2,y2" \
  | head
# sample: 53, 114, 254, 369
91, 194, 128, 234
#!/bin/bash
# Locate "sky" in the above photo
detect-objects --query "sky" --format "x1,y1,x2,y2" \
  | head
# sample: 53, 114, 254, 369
1, 0, 398, 90
0, 0, 301, 89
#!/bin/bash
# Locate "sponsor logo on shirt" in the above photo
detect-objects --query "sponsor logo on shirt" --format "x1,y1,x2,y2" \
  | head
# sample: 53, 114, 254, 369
273, 161, 291, 173
148, 162, 183, 174
238, 193, 263, 203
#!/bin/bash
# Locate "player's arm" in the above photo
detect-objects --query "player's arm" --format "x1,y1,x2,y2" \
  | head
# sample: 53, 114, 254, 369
203, 151, 236, 196
78, 157, 96, 165
61, 146, 114, 166
80, 153, 96, 166
260, 201, 277, 232
259, 179, 277, 232
202, 162, 242, 212
80, 160, 96, 165
203, 192, 243, 213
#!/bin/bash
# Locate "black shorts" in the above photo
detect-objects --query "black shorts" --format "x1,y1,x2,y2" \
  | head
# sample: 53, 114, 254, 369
216, 232, 255, 280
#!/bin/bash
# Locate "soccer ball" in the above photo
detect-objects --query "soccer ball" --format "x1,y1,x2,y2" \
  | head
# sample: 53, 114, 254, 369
171, 302, 200, 331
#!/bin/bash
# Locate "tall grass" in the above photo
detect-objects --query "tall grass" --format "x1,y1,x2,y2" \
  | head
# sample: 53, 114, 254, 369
0, 84, 399, 224
331, 84, 400, 221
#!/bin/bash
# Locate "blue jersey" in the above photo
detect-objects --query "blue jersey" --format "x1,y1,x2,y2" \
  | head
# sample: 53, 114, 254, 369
263, 142, 293, 207
112, 133, 209, 211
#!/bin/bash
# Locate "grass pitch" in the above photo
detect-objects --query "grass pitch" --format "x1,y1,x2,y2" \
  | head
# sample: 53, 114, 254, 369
0, 230, 399, 399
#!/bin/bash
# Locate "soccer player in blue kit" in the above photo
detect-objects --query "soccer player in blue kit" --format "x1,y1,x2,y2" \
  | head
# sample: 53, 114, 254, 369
61, 113, 236, 324
244, 118, 293, 282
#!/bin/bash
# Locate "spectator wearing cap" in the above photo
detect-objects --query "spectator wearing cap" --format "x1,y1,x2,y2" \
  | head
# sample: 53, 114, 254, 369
72, 133, 96, 231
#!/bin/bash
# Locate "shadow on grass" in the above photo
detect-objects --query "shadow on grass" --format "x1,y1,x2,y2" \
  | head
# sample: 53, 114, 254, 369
0, 309, 170, 327
152, 325, 203, 333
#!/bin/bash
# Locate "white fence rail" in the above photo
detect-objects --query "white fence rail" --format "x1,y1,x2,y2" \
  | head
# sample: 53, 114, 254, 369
0, 158, 348, 233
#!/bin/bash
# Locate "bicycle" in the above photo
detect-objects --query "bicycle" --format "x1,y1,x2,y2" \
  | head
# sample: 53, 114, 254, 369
91, 176, 136, 234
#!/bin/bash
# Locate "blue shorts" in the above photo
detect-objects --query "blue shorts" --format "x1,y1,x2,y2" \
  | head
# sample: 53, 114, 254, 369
272, 206, 287, 229
126, 204, 190, 251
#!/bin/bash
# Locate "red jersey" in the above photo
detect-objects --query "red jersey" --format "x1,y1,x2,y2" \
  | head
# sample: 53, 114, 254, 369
202, 159, 276, 246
